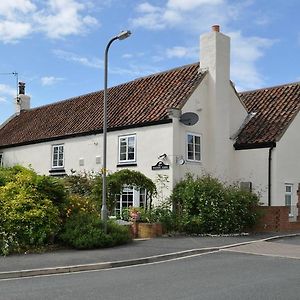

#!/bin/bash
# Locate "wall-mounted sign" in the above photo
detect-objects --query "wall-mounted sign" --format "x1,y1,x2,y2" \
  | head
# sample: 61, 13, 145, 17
151, 161, 170, 170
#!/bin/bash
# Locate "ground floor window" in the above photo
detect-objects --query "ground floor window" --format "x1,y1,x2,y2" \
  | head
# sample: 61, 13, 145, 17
0, 153, 3, 167
115, 186, 148, 216
285, 183, 293, 216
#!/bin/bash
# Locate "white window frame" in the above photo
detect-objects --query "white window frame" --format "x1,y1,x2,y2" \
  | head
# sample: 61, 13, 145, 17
118, 134, 136, 164
285, 183, 293, 217
52, 144, 64, 169
186, 132, 202, 162
0, 153, 3, 167
115, 187, 148, 216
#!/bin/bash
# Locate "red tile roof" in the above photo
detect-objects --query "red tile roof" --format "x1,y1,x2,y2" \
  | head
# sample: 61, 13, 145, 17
0, 63, 205, 148
235, 82, 300, 148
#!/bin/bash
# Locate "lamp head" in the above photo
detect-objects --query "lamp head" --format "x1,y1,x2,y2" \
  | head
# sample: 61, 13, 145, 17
117, 30, 131, 40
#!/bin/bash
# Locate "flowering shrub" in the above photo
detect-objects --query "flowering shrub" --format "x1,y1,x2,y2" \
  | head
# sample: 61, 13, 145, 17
171, 175, 260, 234
0, 166, 63, 255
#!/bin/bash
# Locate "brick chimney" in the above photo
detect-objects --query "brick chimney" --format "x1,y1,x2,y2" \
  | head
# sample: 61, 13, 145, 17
15, 82, 30, 114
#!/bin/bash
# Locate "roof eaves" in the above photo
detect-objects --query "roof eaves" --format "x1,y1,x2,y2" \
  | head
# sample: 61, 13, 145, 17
234, 141, 276, 150
0, 118, 172, 150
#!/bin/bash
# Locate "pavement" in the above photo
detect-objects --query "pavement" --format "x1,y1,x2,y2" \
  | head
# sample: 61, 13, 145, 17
0, 232, 299, 280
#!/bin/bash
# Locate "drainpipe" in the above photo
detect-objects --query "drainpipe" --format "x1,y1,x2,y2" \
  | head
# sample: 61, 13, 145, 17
268, 146, 275, 206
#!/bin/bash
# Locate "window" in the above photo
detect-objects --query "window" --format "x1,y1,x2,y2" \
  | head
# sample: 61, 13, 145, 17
116, 186, 134, 216
285, 184, 293, 216
119, 134, 136, 163
187, 133, 201, 161
115, 187, 148, 216
0, 153, 3, 167
52, 144, 64, 168
139, 188, 147, 208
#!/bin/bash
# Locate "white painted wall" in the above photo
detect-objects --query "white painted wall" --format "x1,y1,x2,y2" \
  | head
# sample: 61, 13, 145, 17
1, 123, 174, 205
272, 111, 300, 218
233, 148, 269, 205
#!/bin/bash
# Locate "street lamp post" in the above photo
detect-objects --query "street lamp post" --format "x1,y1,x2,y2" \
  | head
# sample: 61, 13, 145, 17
101, 30, 131, 233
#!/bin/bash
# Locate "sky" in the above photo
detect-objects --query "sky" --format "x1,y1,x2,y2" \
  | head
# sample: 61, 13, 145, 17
0, 0, 300, 124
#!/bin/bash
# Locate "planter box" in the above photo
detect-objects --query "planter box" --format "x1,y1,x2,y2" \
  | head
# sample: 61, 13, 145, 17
131, 223, 163, 238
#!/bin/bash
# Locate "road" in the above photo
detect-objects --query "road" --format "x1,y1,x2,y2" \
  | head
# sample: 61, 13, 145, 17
1, 248, 300, 300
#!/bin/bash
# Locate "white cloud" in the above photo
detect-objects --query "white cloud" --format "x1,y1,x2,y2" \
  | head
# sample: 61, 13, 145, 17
167, 0, 223, 11
0, 21, 32, 43
230, 31, 275, 90
131, 0, 228, 31
34, 0, 99, 39
0, 0, 36, 18
0, 83, 16, 102
0, 0, 99, 43
53, 49, 102, 68
131, 1, 276, 90
166, 46, 198, 59
41, 76, 64, 86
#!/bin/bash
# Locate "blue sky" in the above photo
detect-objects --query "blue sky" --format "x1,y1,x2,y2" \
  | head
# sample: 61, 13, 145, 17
0, 0, 300, 124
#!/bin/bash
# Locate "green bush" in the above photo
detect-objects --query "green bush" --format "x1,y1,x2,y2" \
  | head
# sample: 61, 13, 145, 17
171, 175, 260, 234
0, 166, 64, 255
60, 212, 131, 249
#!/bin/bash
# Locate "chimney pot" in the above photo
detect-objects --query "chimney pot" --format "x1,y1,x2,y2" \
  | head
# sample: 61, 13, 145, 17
212, 25, 220, 32
19, 82, 25, 95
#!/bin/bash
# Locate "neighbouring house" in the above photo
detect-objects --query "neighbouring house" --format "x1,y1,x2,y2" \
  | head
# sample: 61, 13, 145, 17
0, 25, 300, 220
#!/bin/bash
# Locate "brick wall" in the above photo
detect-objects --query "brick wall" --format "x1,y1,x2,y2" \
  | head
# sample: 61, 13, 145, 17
252, 184, 300, 232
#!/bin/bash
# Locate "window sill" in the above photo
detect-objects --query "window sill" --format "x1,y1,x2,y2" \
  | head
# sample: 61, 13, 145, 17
117, 163, 137, 167
186, 159, 202, 164
49, 168, 66, 176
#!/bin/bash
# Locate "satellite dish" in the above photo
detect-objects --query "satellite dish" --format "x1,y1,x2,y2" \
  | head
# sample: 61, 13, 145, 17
179, 112, 199, 126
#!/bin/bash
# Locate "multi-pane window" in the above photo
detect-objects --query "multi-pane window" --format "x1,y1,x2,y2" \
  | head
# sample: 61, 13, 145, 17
0, 153, 3, 167
187, 133, 201, 161
116, 186, 134, 216
139, 188, 147, 208
52, 145, 64, 168
115, 187, 147, 216
119, 135, 136, 163
285, 184, 293, 216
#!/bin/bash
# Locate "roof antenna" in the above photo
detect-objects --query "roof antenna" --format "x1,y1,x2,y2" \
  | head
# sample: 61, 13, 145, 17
0, 71, 19, 98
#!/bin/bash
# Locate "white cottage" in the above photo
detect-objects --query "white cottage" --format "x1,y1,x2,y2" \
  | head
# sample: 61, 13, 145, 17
1, 26, 300, 219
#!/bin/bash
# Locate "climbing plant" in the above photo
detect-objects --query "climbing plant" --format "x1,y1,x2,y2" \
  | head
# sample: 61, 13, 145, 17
91, 169, 157, 213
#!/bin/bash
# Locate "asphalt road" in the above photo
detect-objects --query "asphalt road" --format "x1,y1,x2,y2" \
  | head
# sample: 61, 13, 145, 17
1, 250, 299, 300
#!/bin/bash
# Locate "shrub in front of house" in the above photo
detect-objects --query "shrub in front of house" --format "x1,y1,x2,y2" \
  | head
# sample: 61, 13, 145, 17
171, 175, 260, 234
0, 166, 65, 255
59, 211, 132, 249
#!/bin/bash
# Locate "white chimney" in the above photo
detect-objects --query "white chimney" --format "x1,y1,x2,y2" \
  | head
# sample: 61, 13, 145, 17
200, 25, 230, 83
15, 82, 30, 114
199, 25, 232, 178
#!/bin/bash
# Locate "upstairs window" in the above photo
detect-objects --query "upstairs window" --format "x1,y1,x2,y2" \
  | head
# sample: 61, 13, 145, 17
119, 134, 136, 163
186, 133, 201, 162
52, 144, 64, 168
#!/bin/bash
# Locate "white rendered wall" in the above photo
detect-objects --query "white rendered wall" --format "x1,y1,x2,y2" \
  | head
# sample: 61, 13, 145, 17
272, 111, 300, 218
233, 148, 269, 205
1, 123, 174, 205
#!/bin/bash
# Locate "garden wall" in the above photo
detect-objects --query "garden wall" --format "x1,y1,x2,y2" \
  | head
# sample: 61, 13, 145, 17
253, 185, 300, 232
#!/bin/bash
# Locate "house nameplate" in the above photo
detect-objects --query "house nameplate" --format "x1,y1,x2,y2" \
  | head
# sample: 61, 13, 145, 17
151, 161, 170, 170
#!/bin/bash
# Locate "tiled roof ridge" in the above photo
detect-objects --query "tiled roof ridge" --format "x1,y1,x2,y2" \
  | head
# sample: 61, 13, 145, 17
131, 62, 200, 81
240, 80, 300, 95
25, 62, 201, 113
